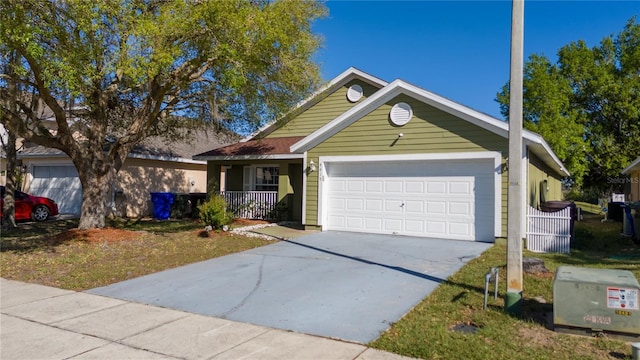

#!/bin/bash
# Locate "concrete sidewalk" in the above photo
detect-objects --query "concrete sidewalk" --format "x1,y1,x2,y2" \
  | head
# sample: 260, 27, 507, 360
0, 278, 416, 360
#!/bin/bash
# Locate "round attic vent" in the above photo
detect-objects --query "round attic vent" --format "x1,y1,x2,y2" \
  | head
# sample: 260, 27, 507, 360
346, 84, 364, 102
389, 102, 413, 126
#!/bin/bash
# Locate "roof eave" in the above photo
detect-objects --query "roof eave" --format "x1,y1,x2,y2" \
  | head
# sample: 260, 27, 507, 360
622, 157, 640, 174
18, 151, 204, 165
193, 154, 304, 161
524, 136, 570, 178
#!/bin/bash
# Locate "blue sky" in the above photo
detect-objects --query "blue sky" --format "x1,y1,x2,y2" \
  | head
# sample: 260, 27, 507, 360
312, 1, 639, 120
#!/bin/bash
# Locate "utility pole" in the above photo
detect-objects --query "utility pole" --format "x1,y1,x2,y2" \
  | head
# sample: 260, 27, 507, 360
506, 0, 524, 315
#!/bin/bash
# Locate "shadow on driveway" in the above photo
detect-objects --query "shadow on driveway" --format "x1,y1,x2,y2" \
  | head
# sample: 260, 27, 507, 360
88, 231, 491, 343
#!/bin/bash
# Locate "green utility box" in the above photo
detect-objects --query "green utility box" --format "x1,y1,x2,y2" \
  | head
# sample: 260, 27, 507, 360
553, 266, 640, 339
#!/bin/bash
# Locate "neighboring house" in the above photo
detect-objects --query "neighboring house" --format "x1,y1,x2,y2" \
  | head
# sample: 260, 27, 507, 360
18, 131, 235, 217
194, 68, 569, 242
622, 157, 640, 201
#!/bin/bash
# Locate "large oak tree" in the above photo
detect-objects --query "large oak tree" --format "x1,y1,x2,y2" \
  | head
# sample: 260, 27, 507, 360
497, 18, 640, 192
0, 0, 326, 229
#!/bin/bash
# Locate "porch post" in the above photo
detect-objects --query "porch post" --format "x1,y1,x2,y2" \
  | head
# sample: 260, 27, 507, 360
277, 161, 293, 220
206, 163, 222, 197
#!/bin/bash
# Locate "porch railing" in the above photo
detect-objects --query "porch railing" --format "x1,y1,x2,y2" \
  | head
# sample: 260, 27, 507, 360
219, 191, 278, 220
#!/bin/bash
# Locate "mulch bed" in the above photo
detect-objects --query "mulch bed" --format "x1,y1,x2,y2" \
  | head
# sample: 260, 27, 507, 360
50, 228, 143, 244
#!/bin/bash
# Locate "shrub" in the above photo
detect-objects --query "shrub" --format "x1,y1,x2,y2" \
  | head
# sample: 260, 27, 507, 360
198, 195, 234, 230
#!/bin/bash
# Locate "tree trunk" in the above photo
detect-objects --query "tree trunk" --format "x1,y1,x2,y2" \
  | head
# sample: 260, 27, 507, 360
77, 166, 115, 230
2, 130, 18, 228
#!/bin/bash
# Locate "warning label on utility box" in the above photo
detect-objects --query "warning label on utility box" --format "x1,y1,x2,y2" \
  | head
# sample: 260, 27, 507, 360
607, 287, 639, 310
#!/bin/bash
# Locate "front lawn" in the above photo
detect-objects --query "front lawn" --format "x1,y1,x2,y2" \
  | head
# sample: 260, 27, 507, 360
371, 214, 640, 360
0, 218, 275, 291
2, 214, 638, 359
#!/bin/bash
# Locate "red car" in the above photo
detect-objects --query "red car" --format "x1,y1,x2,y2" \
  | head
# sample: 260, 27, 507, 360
0, 186, 59, 222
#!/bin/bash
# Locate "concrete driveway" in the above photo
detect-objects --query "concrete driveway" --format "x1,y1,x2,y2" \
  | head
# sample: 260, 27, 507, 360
88, 232, 491, 343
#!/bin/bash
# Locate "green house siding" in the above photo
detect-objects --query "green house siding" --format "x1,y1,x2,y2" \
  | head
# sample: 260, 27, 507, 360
527, 151, 564, 208
304, 94, 510, 237
266, 80, 380, 138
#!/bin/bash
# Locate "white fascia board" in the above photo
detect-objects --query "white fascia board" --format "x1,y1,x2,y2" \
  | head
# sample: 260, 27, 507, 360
523, 134, 570, 177
319, 151, 501, 163
241, 67, 388, 142
622, 157, 640, 174
193, 154, 304, 161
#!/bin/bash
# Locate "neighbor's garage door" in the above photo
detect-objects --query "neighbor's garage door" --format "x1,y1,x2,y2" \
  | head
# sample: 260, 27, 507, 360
324, 159, 495, 241
30, 166, 82, 215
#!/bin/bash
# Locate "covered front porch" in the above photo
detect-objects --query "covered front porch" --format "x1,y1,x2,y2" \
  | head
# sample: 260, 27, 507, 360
194, 137, 308, 222
209, 160, 304, 221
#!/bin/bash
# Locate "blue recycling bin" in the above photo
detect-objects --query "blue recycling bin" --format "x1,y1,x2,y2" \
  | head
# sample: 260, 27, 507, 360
150, 192, 175, 220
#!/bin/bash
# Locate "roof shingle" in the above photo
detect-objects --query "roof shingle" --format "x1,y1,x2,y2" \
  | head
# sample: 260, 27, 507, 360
194, 136, 305, 158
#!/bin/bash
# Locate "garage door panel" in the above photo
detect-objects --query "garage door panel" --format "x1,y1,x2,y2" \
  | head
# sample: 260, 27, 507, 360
329, 198, 346, 211
384, 200, 404, 213
449, 222, 472, 237
384, 218, 402, 232
405, 181, 424, 193
365, 199, 383, 211
449, 181, 471, 195
384, 181, 403, 193
449, 202, 471, 216
426, 221, 446, 235
365, 218, 383, 231
404, 201, 423, 214
30, 165, 82, 215
328, 215, 346, 228
405, 220, 423, 233
426, 201, 446, 215
346, 217, 364, 229
426, 182, 446, 194
346, 199, 364, 211
324, 159, 495, 241
346, 180, 363, 193
365, 181, 383, 193
330, 179, 346, 192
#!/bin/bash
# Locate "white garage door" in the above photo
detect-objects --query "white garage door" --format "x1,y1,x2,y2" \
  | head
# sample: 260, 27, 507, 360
324, 159, 495, 241
30, 166, 83, 215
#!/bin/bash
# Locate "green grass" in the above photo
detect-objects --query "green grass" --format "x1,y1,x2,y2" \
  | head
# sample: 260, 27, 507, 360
2, 215, 638, 359
371, 214, 639, 360
0, 218, 274, 290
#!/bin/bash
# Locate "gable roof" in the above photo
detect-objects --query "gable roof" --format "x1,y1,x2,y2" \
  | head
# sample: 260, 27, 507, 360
193, 136, 305, 160
289, 78, 569, 177
622, 156, 640, 174
241, 67, 388, 141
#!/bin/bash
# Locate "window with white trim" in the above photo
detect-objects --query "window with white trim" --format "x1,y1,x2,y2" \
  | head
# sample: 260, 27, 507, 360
243, 165, 279, 191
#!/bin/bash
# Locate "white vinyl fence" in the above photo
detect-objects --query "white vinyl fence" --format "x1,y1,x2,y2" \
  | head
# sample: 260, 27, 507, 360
526, 206, 573, 254
220, 191, 278, 219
